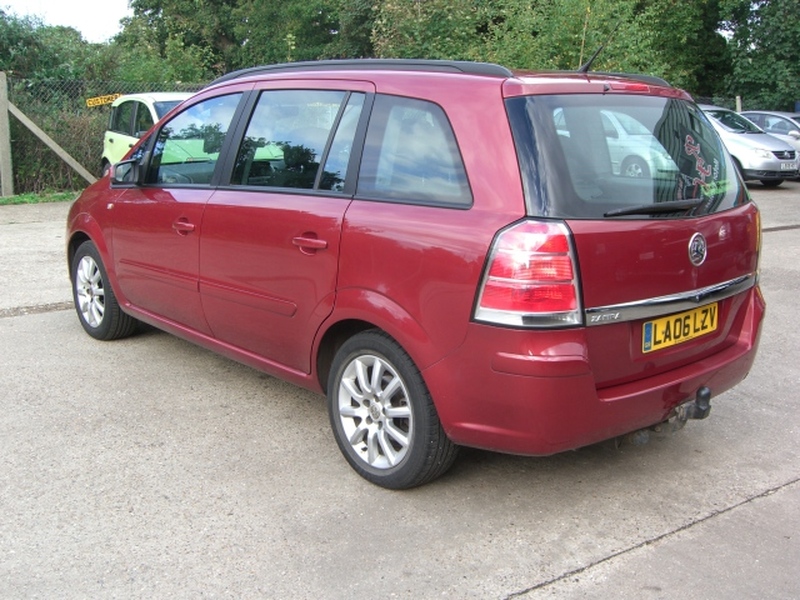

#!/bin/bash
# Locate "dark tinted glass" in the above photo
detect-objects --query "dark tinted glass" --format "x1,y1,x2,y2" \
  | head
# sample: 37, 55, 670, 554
357, 95, 472, 206
231, 89, 352, 190
149, 93, 242, 185
153, 101, 185, 119
110, 101, 135, 135
134, 105, 154, 136
507, 94, 748, 219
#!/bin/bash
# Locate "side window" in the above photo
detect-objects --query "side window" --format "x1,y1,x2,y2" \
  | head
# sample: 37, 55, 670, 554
601, 112, 618, 138
765, 116, 791, 134
357, 95, 472, 206
232, 89, 357, 190
111, 101, 135, 135
321, 94, 365, 191
134, 102, 155, 137
149, 93, 242, 186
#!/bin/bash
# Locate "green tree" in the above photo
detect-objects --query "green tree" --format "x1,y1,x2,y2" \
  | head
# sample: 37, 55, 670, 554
1, 10, 95, 78
122, 0, 238, 75
721, 0, 800, 110
325, 0, 375, 58
630, 0, 730, 97
371, 0, 731, 98
372, 0, 490, 59
233, 1, 339, 66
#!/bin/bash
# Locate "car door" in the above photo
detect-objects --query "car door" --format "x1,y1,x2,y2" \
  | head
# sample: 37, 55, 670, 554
199, 83, 372, 373
110, 92, 244, 333
761, 115, 800, 153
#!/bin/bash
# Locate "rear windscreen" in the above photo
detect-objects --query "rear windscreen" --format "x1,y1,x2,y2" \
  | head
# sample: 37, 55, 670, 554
506, 94, 749, 219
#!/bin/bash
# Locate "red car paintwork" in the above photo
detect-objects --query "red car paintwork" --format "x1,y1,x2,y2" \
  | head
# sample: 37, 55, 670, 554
67, 63, 765, 465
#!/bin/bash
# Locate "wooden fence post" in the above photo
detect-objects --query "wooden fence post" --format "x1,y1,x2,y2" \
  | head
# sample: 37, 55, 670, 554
0, 72, 14, 197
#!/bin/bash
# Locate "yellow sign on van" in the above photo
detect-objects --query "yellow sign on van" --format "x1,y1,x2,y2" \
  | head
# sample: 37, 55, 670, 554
85, 94, 122, 108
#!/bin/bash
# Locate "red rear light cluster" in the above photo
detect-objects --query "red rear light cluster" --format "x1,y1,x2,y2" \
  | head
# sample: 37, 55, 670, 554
474, 220, 582, 327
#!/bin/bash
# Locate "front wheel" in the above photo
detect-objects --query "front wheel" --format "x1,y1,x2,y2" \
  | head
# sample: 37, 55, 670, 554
621, 156, 650, 178
327, 330, 458, 489
71, 241, 138, 340
760, 179, 783, 188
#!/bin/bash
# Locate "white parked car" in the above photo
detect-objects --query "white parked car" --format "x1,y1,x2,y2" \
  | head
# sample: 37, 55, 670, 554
101, 92, 192, 175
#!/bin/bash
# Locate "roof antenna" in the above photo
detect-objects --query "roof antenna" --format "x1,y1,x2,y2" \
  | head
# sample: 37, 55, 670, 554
578, 4, 591, 69
578, 19, 622, 73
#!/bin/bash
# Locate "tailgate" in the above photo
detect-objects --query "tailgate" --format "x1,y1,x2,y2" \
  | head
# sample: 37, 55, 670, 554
568, 203, 760, 388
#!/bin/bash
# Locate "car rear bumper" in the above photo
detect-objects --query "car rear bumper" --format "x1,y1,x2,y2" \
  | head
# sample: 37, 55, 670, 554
423, 287, 765, 456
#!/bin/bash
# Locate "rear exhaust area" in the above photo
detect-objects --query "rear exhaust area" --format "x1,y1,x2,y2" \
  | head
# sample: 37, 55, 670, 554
621, 386, 712, 446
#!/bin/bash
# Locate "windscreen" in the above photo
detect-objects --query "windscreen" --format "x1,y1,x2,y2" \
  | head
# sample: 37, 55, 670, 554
506, 94, 749, 219
154, 100, 185, 119
705, 109, 762, 133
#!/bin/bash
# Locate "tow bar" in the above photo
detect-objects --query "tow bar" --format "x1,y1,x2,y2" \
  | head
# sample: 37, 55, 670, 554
623, 386, 712, 446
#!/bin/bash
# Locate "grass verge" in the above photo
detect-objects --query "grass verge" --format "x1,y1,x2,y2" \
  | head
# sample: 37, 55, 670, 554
0, 191, 79, 206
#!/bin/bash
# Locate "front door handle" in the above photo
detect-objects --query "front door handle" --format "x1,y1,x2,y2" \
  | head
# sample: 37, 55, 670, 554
172, 218, 196, 235
292, 235, 328, 254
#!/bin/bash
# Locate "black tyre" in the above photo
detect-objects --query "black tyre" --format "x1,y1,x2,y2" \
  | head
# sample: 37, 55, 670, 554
731, 158, 745, 179
760, 179, 783, 188
327, 330, 458, 489
71, 241, 138, 340
620, 156, 650, 178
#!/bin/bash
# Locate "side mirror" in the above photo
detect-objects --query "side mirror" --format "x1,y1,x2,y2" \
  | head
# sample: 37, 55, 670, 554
789, 130, 800, 140
111, 158, 143, 185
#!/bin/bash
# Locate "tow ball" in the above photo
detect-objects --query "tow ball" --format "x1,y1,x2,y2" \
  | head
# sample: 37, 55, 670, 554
623, 387, 712, 446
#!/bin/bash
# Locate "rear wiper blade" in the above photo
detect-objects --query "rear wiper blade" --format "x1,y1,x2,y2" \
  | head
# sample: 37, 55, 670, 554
604, 199, 704, 217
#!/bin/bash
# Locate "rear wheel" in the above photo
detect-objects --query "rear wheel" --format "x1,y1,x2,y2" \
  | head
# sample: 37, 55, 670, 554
327, 330, 458, 489
71, 241, 138, 340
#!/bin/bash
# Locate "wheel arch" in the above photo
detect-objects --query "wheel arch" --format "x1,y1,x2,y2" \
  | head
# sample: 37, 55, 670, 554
67, 217, 109, 274
315, 318, 375, 392
66, 215, 121, 302
314, 289, 439, 394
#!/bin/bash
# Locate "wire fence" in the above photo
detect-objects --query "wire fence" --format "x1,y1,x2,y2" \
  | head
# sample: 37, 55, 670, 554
6, 77, 205, 194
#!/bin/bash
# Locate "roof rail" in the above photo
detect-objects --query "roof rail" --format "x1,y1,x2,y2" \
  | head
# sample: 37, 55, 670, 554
207, 59, 514, 87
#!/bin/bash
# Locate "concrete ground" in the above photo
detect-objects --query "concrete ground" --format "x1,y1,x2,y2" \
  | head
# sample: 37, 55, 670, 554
1, 181, 798, 599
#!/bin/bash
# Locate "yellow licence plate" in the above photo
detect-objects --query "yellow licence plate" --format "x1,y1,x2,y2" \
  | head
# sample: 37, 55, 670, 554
642, 303, 718, 353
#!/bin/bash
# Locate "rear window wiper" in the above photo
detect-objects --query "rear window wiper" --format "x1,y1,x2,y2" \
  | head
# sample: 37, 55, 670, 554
604, 199, 704, 217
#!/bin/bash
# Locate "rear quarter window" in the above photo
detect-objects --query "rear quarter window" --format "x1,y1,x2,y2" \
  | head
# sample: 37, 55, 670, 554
357, 95, 472, 207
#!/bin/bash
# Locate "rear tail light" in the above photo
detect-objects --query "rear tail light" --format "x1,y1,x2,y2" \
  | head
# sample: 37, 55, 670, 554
474, 220, 582, 327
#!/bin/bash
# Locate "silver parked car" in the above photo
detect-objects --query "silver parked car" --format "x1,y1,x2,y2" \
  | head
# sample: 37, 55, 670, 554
554, 107, 678, 179
700, 105, 798, 187
740, 110, 800, 155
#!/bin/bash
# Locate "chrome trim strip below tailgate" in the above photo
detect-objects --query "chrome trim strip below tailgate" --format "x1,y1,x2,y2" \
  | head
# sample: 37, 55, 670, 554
584, 274, 756, 326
